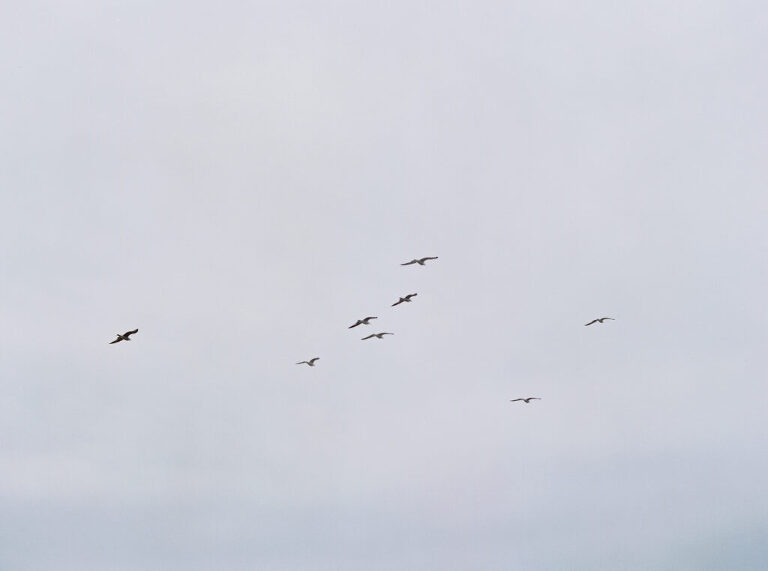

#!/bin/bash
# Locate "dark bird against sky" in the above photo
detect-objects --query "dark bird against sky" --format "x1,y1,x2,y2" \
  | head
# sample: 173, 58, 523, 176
401, 256, 438, 266
296, 358, 320, 367
392, 293, 418, 307
510, 397, 541, 403
361, 332, 394, 340
348, 316, 378, 328
584, 317, 615, 326
109, 329, 138, 344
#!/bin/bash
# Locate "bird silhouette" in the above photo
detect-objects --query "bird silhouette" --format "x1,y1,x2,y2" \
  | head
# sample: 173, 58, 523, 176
109, 329, 138, 344
510, 397, 541, 403
401, 256, 438, 266
361, 332, 394, 340
296, 357, 320, 366
391, 293, 418, 307
584, 317, 615, 326
348, 316, 378, 328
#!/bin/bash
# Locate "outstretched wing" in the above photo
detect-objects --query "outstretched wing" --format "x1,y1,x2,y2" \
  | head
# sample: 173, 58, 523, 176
391, 300, 403, 306
406, 293, 418, 299
296, 361, 308, 365
349, 321, 361, 328
364, 316, 377, 322
123, 329, 138, 337
420, 257, 438, 262
509, 398, 524, 402
308, 357, 320, 364
401, 260, 417, 266
361, 334, 375, 340
109, 337, 121, 344
584, 319, 598, 326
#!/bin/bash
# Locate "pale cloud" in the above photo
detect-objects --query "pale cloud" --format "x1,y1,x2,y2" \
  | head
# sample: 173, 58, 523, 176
2, 0, 767, 569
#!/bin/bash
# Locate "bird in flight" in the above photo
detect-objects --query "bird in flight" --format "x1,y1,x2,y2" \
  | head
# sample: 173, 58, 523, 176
584, 317, 615, 326
510, 397, 541, 403
361, 332, 394, 340
348, 316, 378, 329
392, 293, 418, 307
109, 329, 138, 344
296, 357, 320, 367
401, 256, 438, 266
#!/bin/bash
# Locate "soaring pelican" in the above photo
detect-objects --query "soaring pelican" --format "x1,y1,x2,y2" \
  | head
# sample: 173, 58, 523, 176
401, 256, 438, 266
109, 329, 138, 344
391, 293, 418, 307
348, 316, 378, 329
584, 317, 614, 326
361, 332, 394, 340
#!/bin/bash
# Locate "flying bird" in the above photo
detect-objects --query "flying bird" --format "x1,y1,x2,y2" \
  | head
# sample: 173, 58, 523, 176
296, 358, 320, 367
348, 316, 378, 329
510, 397, 541, 403
584, 317, 615, 326
401, 256, 438, 266
391, 293, 418, 307
361, 332, 394, 340
109, 329, 138, 344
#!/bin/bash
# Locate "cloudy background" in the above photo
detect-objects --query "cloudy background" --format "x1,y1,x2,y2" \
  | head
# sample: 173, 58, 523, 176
2, 1, 768, 569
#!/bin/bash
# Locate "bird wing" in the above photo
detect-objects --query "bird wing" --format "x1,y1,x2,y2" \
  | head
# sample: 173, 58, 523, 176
404, 293, 417, 300
584, 320, 598, 326
123, 329, 138, 336
383, 332, 394, 336
364, 316, 377, 322
509, 399, 524, 402
296, 361, 308, 365
309, 358, 319, 364
401, 260, 417, 265
348, 321, 361, 328
420, 257, 438, 262
391, 300, 403, 306
361, 334, 375, 340
109, 338, 121, 344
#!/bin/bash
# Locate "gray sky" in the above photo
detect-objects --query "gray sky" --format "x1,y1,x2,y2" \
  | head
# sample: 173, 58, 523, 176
2, 1, 768, 569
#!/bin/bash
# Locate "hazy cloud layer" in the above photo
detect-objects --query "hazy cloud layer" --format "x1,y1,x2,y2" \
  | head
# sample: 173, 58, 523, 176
2, 1, 767, 569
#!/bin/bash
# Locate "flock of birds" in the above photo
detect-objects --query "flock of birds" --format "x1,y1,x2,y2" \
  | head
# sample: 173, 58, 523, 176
108, 255, 615, 405
293, 257, 434, 368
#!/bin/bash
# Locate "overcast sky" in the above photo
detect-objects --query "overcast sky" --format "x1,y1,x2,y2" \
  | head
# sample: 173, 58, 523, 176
2, 1, 768, 569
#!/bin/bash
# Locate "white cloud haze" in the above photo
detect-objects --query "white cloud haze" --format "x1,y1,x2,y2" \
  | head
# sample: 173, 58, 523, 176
2, 1, 768, 569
